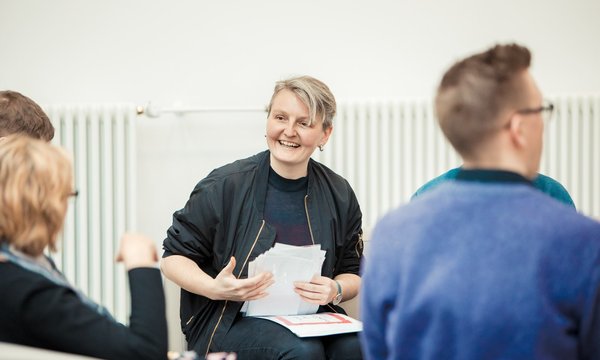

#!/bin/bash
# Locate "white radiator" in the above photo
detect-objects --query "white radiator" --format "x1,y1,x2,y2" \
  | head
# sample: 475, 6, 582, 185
39, 96, 599, 322
542, 95, 600, 218
46, 104, 137, 323
313, 95, 600, 232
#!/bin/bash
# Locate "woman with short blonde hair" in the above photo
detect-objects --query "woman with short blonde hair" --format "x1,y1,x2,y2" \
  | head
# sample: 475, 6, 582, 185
162, 75, 364, 359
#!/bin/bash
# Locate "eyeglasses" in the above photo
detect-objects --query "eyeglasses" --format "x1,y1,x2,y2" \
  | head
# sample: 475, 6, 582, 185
515, 101, 555, 122
69, 190, 79, 198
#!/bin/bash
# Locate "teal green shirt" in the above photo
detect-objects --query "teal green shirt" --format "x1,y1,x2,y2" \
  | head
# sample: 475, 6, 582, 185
412, 167, 575, 208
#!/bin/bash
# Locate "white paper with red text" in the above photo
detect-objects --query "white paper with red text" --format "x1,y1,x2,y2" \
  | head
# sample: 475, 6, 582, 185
258, 312, 363, 337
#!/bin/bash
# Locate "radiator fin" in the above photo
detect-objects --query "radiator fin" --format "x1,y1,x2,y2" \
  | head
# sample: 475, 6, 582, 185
314, 96, 600, 232
46, 104, 136, 323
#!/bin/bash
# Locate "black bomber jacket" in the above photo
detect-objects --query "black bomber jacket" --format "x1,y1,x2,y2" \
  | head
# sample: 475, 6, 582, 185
162, 150, 363, 354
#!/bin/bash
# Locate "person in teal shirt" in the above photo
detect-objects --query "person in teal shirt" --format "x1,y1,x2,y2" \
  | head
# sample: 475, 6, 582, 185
412, 167, 575, 208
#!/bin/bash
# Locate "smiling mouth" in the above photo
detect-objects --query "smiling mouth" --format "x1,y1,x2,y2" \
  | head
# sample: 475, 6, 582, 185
278, 140, 300, 148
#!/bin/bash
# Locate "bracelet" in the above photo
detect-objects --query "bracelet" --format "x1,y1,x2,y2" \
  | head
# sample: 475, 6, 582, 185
332, 280, 343, 305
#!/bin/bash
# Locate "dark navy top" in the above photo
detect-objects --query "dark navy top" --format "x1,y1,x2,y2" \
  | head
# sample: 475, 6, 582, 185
264, 167, 312, 246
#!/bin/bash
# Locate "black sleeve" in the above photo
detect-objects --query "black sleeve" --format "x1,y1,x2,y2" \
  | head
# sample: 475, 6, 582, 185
162, 178, 220, 263
23, 268, 167, 360
337, 184, 364, 276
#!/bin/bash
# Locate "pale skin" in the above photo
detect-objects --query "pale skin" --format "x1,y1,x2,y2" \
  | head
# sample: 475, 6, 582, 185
161, 255, 274, 301
161, 88, 361, 305
205, 352, 237, 360
462, 70, 544, 180
294, 274, 361, 305
115, 232, 160, 270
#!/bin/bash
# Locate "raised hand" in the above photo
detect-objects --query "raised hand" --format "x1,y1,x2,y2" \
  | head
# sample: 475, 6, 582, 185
209, 257, 274, 302
115, 232, 158, 270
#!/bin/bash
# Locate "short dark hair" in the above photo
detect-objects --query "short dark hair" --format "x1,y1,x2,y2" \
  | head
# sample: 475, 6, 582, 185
0, 90, 54, 141
435, 44, 531, 157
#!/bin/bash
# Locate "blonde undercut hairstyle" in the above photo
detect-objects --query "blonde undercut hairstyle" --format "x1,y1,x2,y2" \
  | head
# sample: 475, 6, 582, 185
0, 135, 73, 256
267, 75, 337, 130
435, 43, 531, 157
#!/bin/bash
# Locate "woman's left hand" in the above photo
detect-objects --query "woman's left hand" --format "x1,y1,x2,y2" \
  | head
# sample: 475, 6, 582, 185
293, 275, 338, 305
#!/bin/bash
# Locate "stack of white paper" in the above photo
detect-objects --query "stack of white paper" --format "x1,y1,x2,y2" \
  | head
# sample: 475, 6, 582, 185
242, 243, 326, 317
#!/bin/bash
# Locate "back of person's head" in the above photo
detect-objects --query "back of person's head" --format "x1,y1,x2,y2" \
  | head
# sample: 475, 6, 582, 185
0, 135, 72, 256
0, 90, 55, 141
266, 75, 337, 130
435, 44, 532, 157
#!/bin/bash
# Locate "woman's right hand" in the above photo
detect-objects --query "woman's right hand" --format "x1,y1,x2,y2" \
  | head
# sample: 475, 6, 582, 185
116, 232, 158, 270
210, 257, 274, 302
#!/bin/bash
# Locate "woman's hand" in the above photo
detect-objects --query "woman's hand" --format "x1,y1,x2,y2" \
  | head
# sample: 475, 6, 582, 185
293, 275, 338, 305
115, 232, 158, 270
210, 257, 274, 302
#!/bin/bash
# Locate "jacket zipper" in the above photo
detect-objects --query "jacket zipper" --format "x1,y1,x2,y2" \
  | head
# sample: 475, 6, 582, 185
205, 220, 266, 356
238, 220, 266, 276
306, 195, 343, 314
306, 195, 339, 313
304, 195, 315, 245
326, 303, 339, 313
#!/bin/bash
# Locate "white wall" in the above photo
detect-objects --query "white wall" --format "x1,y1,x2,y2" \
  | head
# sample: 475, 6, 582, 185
2, 0, 599, 240
2, 0, 599, 351
2, 0, 600, 104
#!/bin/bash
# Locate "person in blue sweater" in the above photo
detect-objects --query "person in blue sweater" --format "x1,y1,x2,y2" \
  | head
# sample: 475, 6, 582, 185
360, 43, 600, 360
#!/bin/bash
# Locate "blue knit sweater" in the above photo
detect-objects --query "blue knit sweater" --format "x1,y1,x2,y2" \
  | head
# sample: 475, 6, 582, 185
412, 167, 576, 208
361, 179, 600, 360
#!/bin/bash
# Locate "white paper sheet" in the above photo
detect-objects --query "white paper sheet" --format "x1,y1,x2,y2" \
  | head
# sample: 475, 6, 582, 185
242, 244, 326, 317
258, 312, 363, 337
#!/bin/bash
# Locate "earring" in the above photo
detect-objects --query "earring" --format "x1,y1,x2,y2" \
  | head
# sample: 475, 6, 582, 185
319, 145, 324, 152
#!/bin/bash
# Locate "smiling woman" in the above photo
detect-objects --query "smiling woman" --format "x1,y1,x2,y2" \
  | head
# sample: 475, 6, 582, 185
160, 75, 365, 359
265, 78, 334, 179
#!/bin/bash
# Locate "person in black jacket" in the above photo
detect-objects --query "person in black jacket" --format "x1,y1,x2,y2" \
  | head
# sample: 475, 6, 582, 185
0, 135, 168, 360
162, 75, 364, 359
